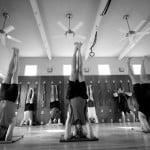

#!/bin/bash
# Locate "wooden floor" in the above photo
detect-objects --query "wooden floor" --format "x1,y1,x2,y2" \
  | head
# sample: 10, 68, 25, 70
1, 123, 150, 150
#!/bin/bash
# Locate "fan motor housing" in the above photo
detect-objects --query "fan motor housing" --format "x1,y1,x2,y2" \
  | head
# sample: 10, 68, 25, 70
0, 29, 5, 34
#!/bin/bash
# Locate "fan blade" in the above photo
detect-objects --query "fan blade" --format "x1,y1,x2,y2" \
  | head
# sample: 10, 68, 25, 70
72, 22, 83, 31
134, 20, 146, 32
3, 25, 15, 33
75, 34, 86, 40
136, 31, 150, 35
6, 35, 22, 43
0, 33, 6, 45
52, 35, 64, 39
128, 37, 135, 45
57, 21, 67, 31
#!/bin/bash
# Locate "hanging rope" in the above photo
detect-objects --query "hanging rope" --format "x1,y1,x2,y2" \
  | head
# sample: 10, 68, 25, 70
101, 0, 112, 16
89, 31, 97, 57
89, 0, 112, 57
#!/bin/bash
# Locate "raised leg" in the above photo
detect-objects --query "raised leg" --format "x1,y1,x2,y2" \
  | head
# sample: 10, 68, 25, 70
78, 44, 85, 82
127, 57, 140, 84
11, 48, 19, 84
140, 56, 150, 83
70, 43, 79, 81
3, 49, 16, 84
5, 48, 19, 141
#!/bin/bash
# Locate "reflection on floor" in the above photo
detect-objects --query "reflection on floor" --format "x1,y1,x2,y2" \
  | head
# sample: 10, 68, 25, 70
1, 123, 150, 150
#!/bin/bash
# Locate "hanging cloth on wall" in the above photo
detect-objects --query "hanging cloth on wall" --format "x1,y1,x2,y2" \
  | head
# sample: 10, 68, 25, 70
112, 80, 117, 93
41, 82, 46, 108
127, 81, 132, 92
55, 85, 59, 101
100, 0, 112, 16
16, 83, 22, 109
89, 85, 94, 101
50, 84, 55, 102
89, 31, 97, 57
25, 83, 30, 104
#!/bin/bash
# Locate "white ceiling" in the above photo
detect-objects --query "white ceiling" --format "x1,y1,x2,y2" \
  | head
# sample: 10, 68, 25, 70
0, 0, 150, 59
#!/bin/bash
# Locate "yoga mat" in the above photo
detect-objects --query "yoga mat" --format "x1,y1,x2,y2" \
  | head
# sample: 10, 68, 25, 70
0, 135, 24, 144
60, 135, 99, 142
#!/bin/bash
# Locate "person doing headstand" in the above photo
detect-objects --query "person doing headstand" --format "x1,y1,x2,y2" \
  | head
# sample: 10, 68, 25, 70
0, 48, 19, 141
64, 42, 95, 140
127, 57, 150, 132
113, 88, 135, 123
20, 87, 34, 126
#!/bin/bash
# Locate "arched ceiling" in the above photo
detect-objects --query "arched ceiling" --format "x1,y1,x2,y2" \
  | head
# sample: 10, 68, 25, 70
0, 0, 150, 59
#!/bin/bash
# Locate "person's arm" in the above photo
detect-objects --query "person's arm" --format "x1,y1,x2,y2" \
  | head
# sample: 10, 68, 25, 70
69, 43, 79, 81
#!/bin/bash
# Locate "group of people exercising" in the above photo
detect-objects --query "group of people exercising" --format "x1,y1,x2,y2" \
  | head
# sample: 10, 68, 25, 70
0, 42, 150, 141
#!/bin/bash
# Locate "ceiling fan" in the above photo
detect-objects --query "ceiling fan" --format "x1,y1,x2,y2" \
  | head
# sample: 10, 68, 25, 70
53, 12, 86, 40
0, 11, 21, 46
119, 14, 150, 44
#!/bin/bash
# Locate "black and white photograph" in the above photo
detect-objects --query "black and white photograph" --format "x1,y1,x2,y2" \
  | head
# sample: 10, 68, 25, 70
0, 0, 150, 149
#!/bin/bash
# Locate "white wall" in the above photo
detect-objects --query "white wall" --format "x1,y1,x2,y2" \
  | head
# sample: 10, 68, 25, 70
1, 45, 150, 76
18, 56, 150, 76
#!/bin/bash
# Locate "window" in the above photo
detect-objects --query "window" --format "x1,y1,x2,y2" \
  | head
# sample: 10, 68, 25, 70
132, 64, 141, 75
98, 64, 111, 75
63, 65, 72, 76
24, 65, 37, 76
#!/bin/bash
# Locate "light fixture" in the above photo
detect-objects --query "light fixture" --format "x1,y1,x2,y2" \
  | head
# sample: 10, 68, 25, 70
47, 67, 53, 73
65, 13, 75, 39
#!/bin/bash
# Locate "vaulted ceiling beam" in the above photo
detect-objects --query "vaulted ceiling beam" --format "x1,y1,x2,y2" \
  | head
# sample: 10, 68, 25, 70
29, 0, 52, 59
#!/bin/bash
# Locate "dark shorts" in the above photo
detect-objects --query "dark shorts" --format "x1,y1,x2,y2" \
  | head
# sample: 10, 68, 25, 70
69, 97, 87, 125
50, 101, 60, 109
0, 83, 18, 102
0, 125, 8, 141
133, 83, 150, 118
66, 80, 88, 100
87, 100, 95, 107
119, 94, 130, 113
25, 103, 34, 111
